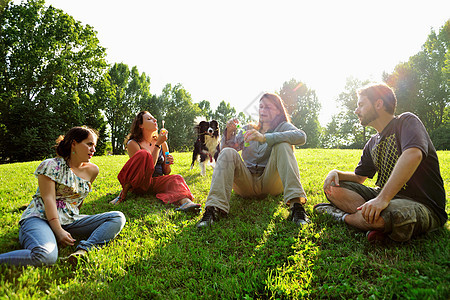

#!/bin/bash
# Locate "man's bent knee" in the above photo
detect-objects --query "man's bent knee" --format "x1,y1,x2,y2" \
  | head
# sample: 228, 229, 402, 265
381, 199, 439, 242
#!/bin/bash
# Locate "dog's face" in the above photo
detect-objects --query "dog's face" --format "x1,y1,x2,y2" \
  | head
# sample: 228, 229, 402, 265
197, 120, 219, 137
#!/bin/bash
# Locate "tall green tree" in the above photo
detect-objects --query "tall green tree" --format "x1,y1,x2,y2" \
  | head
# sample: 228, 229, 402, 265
160, 83, 200, 151
383, 62, 420, 114
141, 94, 164, 122
0, 0, 10, 14
322, 112, 349, 149
197, 100, 212, 120
430, 106, 450, 150
236, 111, 253, 125
212, 100, 236, 132
129, 66, 153, 113
413, 21, 449, 131
0, 0, 107, 162
386, 21, 449, 129
385, 20, 449, 149
101, 63, 152, 154
279, 79, 322, 147
322, 77, 374, 149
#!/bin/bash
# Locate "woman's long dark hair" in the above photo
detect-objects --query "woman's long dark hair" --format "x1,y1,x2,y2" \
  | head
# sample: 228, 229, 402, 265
256, 93, 291, 131
56, 126, 98, 160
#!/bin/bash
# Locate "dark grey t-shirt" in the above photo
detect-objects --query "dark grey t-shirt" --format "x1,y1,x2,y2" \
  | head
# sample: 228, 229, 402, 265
355, 112, 447, 225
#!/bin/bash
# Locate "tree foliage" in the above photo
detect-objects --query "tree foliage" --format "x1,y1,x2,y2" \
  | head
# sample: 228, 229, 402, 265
279, 79, 322, 148
0, 0, 10, 14
100, 63, 153, 154
211, 100, 236, 132
160, 83, 200, 152
385, 20, 449, 149
2, 2, 447, 158
197, 100, 212, 120
0, 0, 108, 162
322, 77, 375, 149
430, 106, 450, 150
236, 111, 253, 125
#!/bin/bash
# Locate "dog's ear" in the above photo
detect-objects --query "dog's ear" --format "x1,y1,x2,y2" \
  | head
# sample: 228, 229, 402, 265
195, 121, 208, 134
210, 120, 218, 128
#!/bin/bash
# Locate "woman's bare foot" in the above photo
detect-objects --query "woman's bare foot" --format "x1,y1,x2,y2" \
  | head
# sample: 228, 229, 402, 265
178, 198, 193, 206
110, 183, 131, 205
175, 198, 202, 213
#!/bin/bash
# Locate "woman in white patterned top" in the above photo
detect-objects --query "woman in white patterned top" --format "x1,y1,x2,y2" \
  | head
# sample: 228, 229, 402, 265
0, 127, 126, 266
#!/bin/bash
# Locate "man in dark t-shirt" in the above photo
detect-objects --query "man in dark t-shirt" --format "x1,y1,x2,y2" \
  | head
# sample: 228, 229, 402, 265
315, 83, 447, 242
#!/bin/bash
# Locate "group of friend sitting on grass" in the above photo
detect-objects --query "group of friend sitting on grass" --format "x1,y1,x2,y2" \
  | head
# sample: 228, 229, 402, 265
0, 84, 447, 266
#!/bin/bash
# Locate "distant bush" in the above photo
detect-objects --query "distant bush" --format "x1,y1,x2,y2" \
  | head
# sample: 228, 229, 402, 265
431, 124, 450, 150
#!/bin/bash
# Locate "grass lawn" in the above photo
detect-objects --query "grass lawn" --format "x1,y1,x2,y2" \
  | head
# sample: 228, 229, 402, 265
0, 149, 449, 299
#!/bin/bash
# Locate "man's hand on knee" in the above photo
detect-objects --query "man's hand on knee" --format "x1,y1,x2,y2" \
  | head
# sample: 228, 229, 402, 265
323, 170, 340, 196
358, 196, 390, 224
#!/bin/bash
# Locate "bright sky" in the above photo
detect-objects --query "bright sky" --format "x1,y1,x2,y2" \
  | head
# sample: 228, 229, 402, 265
17, 0, 450, 124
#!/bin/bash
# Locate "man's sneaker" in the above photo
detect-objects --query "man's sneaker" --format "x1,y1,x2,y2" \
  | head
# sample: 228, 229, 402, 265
289, 203, 310, 226
196, 206, 226, 228
366, 230, 386, 243
314, 203, 347, 222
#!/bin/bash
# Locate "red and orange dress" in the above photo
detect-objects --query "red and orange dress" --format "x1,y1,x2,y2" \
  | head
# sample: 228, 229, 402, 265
117, 142, 193, 204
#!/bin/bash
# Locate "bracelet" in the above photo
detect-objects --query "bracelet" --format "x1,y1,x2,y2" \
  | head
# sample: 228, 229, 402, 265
48, 217, 59, 222
154, 144, 161, 148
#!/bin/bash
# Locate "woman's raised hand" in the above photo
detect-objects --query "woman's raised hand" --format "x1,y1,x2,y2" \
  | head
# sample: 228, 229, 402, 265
226, 118, 238, 132
156, 129, 168, 145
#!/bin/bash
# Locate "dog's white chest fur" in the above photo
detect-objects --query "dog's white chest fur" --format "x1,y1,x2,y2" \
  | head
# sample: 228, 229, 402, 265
204, 135, 219, 156
197, 135, 219, 176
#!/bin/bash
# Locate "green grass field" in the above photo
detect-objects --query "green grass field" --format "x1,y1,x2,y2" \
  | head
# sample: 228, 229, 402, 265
0, 149, 449, 299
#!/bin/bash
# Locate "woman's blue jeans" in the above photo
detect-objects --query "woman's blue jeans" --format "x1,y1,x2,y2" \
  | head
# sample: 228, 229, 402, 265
0, 211, 126, 266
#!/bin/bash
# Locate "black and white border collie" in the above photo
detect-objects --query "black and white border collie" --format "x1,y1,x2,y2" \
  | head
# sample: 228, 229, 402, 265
190, 120, 220, 176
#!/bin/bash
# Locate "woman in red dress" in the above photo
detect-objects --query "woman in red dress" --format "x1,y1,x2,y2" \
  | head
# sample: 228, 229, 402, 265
110, 111, 201, 213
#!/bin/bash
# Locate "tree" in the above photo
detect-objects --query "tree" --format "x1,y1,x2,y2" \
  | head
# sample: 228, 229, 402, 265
385, 21, 449, 133
384, 21, 449, 148
0, 0, 108, 162
279, 79, 322, 147
159, 83, 200, 152
128, 66, 154, 116
383, 63, 420, 116
197, 100, 212, 120
236, 111, 253, 125
212, 100, 236, 132
322, 112, 350, 149
430, 106, 450, 150
101, 63, 152, 154
413, 21, 449, 131
0, 0, 10, 14
322, 77, 374, 148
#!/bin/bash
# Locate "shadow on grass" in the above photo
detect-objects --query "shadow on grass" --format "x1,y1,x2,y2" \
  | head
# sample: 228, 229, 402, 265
3, 195, 448, 299
306, 213, 450, 299
0, 205, 28, 252
2, 151, 448, 299
36, 191, 314, 299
